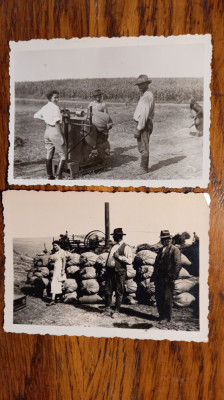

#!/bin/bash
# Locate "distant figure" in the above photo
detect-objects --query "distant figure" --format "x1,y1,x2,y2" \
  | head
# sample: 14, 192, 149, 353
151, 230, 181, 322
47, 241, 66, 306
190, 98, 203, 136
133, 74, 155, 174
88, 89, 108, 114
34, 90, 66, 180
103, 228, 133, 318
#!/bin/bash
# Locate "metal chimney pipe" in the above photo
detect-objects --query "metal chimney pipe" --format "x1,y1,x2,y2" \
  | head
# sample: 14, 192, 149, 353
105, 202, 110, 247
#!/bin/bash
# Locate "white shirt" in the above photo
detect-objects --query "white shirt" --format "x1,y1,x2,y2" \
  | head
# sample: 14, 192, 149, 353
133, 89, 155, 131
107, 240, 133, 267
34, 102, 62, 126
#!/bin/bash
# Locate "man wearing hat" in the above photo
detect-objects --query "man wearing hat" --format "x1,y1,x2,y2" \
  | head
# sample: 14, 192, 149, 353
133, 74, 155, 173
88, 89, 109, 114
152, 230, 181, 322
104, 228, 133, 318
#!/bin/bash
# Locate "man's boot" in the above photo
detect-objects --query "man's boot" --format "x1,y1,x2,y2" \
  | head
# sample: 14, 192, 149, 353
56, 159, 65, 179
46, 159, 55, 180
140, 155, 149, 173
102, 307, 112, 316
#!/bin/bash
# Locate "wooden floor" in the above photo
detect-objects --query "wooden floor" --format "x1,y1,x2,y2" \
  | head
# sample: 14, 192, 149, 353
1, 1, 224, 399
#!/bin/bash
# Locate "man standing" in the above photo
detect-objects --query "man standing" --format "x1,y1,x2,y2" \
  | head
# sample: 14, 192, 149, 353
104, 228, 133, 318
133, 74, 155, 173
152, 230, 181, 322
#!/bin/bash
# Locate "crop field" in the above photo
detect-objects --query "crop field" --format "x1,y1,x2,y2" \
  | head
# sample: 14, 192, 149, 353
13, 97, 203, 181
15, 77, 203, 103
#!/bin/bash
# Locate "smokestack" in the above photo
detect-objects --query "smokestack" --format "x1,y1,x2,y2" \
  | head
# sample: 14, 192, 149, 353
105, 202, 110, 247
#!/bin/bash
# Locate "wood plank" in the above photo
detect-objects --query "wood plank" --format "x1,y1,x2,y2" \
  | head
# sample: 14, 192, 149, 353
0, 1, 224, 399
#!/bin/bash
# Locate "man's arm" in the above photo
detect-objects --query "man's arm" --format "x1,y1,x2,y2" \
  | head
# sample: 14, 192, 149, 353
171, 247, 181, 280
114, 245, 133, 266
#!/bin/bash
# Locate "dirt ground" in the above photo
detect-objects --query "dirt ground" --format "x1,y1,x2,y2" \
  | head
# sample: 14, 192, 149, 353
13, 100, 203, 181
13, 295, 199, 331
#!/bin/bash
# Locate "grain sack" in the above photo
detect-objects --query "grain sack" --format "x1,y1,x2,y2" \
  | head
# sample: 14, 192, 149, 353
34, 271, 43, 278
80, 266, 97, 280
174, 278, 197, 295
34, 276, 49, 289
34, 255, 50, 267
63, 291, 78, 304
123, 295, 138, 305
66, 265, 80, 278
78, 294, 103, 304
134, 250, 157, 267
92, 111, 111, 132
125, 279, 137, 294
95, 252, 109, 267
64, 278, 78, 293
80, 279, 100, 295
27, 269, 35, 282
79, 252, 98, 267
37, 266, 50, 278
29, 275, 38, 285
126, 265, 136, 279
181, 253, 192, 267
179, 267, 191, 278
137, 265, 154, 280
173, 292, 196, 307
66, 252, 80, 265
139, 279, 155, 295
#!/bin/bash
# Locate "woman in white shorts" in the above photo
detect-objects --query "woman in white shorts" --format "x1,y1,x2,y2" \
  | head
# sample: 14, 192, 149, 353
34, 90, 66, 179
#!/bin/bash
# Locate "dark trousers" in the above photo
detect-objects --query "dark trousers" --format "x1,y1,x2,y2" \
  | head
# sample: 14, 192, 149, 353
155, 280, 174, 320
104, 268, 126, 311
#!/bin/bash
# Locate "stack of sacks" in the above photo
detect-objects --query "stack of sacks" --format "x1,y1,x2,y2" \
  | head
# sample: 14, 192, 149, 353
134, 249, 157, 305
63, 251, 80, 304
173, 265, 199, 308
78, 252, 102, 304
124, 265, 138, 304
26, 253, 51, 294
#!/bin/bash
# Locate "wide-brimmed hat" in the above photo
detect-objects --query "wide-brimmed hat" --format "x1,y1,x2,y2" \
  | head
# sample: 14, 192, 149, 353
134, 74, 152, 86
111, 228, 126, 236
160, 230, 172, 239
93, 89, 103, 97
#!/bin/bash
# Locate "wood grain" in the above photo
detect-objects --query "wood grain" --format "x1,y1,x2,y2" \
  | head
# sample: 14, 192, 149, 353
0, 0, 224, 399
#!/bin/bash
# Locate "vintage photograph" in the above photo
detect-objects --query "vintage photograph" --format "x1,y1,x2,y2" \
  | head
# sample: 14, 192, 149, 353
8, 35, 211, 187
4, 191, 209, 341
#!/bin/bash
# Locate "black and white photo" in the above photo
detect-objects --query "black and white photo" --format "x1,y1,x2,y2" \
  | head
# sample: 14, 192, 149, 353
4, 191, 209, 341
8, 35, 212, 187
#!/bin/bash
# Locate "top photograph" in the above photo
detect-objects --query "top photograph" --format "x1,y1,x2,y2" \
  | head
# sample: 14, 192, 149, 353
8, 35, 212, 188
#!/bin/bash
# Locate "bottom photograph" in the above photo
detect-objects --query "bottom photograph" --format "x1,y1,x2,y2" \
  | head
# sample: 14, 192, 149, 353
3, 191, 209, 341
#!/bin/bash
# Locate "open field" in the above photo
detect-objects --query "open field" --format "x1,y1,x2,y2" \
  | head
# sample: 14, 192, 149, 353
13, 99, 203, 181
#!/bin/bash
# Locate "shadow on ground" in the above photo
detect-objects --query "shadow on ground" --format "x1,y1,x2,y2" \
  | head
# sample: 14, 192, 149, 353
104, 146, 138, 169
148, 156, 186, 172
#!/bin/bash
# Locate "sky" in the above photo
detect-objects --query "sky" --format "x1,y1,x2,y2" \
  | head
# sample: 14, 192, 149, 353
4, 191, 209, 246
10, 36, 211, 82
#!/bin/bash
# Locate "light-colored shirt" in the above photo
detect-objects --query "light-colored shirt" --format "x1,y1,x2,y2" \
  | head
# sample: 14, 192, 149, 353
34, 102, 62, 126
107, 240, 133, 267
133, 89, 155, 131
88, 101, 108, 114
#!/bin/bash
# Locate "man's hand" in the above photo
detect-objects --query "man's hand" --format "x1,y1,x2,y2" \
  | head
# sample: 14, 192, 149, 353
114, 252, 120, 260
134, 129, 141, 139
